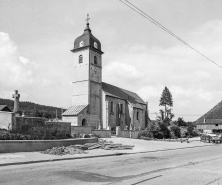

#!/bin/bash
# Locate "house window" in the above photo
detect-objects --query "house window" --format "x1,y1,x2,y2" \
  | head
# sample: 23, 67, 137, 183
137, 111, 139, 120
111, 101, 114, 113
79, 55, 83, 63
94, 56, 97, 65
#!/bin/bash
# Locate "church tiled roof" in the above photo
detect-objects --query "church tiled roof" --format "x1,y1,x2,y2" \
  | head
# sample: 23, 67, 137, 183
102, 82, 146, 109
195, 101, 222, 124
62, 105, 88, 116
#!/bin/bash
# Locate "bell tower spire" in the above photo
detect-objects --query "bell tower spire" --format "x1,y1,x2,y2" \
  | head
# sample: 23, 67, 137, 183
86, 13, 90, 24
84, 14, 91, 32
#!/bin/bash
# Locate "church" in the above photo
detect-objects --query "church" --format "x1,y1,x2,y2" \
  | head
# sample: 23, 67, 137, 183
62, 17, 149, 131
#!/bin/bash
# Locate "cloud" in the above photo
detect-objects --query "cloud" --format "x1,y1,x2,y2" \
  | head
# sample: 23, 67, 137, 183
0, 32, 35, 88
103, 20, 222, 121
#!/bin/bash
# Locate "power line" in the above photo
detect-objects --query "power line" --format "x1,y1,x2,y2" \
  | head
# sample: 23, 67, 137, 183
119, 0, 222, 69
149, 112, 201, 117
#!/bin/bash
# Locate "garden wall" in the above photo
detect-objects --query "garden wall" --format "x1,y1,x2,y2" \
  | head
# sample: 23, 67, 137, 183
92, 130, 111, 138
118, 130, 140, 139
71, 126, 92, 136
13, 117, 71, 138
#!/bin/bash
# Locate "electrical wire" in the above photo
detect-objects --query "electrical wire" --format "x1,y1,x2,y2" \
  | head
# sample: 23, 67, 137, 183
119, 0, 222, 69
149, 112, 201, 117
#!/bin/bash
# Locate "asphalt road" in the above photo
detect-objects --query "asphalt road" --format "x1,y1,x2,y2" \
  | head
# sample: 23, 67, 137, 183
0, 145, 222, 185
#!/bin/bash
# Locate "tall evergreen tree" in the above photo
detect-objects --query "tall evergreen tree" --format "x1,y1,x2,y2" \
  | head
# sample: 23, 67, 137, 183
159, 86, 173, 120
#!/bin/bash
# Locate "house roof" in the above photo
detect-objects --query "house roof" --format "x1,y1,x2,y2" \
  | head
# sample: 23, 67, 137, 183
196, 119, 222, 125
195, 101, 222, 123
0, 105, 12, 112
102, 82, 146, 110
62, 104, 88, 116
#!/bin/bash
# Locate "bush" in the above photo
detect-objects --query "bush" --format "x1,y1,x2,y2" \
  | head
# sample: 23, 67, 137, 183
191, 130, 199, 137
159, 123, 171, 138
170, 126, 181, 138
157, 131, 164, 139
138, 128, 153, 139
0, 132, 71, 140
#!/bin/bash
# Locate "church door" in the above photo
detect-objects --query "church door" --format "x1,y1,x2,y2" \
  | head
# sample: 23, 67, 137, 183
82, 119, 87, 127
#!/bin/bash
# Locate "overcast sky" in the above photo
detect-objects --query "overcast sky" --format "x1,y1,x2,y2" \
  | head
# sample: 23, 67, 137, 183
0, 0, 222, 121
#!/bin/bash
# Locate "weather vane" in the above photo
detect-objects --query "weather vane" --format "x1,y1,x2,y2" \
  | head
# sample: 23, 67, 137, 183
86, 13, 90, 24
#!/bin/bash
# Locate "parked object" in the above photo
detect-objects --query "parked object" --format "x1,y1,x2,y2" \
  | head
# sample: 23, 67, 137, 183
200, 133, 222, 143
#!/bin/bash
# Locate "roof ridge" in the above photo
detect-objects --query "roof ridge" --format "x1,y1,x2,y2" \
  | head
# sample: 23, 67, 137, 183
196, 100, 222, 122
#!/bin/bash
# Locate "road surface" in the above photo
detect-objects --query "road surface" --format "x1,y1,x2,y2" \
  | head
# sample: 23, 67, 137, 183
0, 145, 222, 185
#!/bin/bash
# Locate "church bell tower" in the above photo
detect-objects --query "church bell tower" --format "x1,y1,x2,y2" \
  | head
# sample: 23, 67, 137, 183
70, 14, 103, 128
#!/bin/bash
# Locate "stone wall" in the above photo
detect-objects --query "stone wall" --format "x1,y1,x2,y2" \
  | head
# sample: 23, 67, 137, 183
13, 117, 71, 138
117, 130, 140, 139
71, 126, 92, 136
0, 111, 14, 130
45, 121, 71, 137
92, 129, 111, 138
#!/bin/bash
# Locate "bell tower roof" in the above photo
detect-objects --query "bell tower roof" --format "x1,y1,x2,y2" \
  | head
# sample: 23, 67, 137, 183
72, 14, 102, 53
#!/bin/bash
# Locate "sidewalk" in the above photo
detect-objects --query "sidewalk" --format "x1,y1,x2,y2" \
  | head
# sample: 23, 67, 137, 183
0, 137, 214, 167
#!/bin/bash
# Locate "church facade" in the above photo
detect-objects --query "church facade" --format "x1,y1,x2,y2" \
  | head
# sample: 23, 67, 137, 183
62, 20, 149, 131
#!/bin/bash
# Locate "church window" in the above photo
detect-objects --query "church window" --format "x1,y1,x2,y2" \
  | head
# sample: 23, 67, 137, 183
94, 56, 97, 65
120, 104, 123, 114
137, 111, 139, 120
111, 101, 114, 113
79, 55, 83, 63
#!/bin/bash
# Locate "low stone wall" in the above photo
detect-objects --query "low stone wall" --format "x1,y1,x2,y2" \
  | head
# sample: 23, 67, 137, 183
118, 130, 140, 139
71, 126, 92, 136
92, 130, 111, 138
13, 117, 71, 138
45, 121, 71, 137
0, 138, 98, 153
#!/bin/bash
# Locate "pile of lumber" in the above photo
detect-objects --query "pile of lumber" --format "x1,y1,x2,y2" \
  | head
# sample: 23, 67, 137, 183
86, 139, 134, 150
41, 145, 87, 155
41, 139, 134, 155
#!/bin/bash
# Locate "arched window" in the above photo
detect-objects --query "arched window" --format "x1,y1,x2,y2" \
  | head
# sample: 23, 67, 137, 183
82, 119, 86, 126
79, 55, 83, 63
94, 56, 97, 65
110, 101, 114, 113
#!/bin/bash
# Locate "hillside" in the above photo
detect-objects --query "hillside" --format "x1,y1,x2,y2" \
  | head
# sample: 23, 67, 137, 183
0, 98, 65, 119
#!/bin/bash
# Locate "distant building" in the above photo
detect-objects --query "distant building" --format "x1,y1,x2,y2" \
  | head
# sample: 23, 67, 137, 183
62, 19, 149, 130
0, 105, 12, 112
195, 101, 222, 133
0, 105, 13, 130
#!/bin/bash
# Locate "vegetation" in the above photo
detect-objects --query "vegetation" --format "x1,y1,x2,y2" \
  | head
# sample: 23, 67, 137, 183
0, 98, 65, 119
157, 87, 174, 125
0, 132, 71, 140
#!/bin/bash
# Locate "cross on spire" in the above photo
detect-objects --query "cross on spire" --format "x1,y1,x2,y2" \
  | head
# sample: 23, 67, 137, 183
86, 13, 90, 24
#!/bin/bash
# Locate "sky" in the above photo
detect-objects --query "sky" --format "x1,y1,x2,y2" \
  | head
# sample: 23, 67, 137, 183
0, 0, 222, 121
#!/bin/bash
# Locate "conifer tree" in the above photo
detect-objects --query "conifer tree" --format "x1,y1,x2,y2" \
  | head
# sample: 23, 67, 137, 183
159, 86, 173, 119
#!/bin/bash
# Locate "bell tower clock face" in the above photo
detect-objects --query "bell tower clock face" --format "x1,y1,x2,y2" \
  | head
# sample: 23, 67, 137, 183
90, 65, 101, 83
94, 42, 98, 49
79, 41, 84, 47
